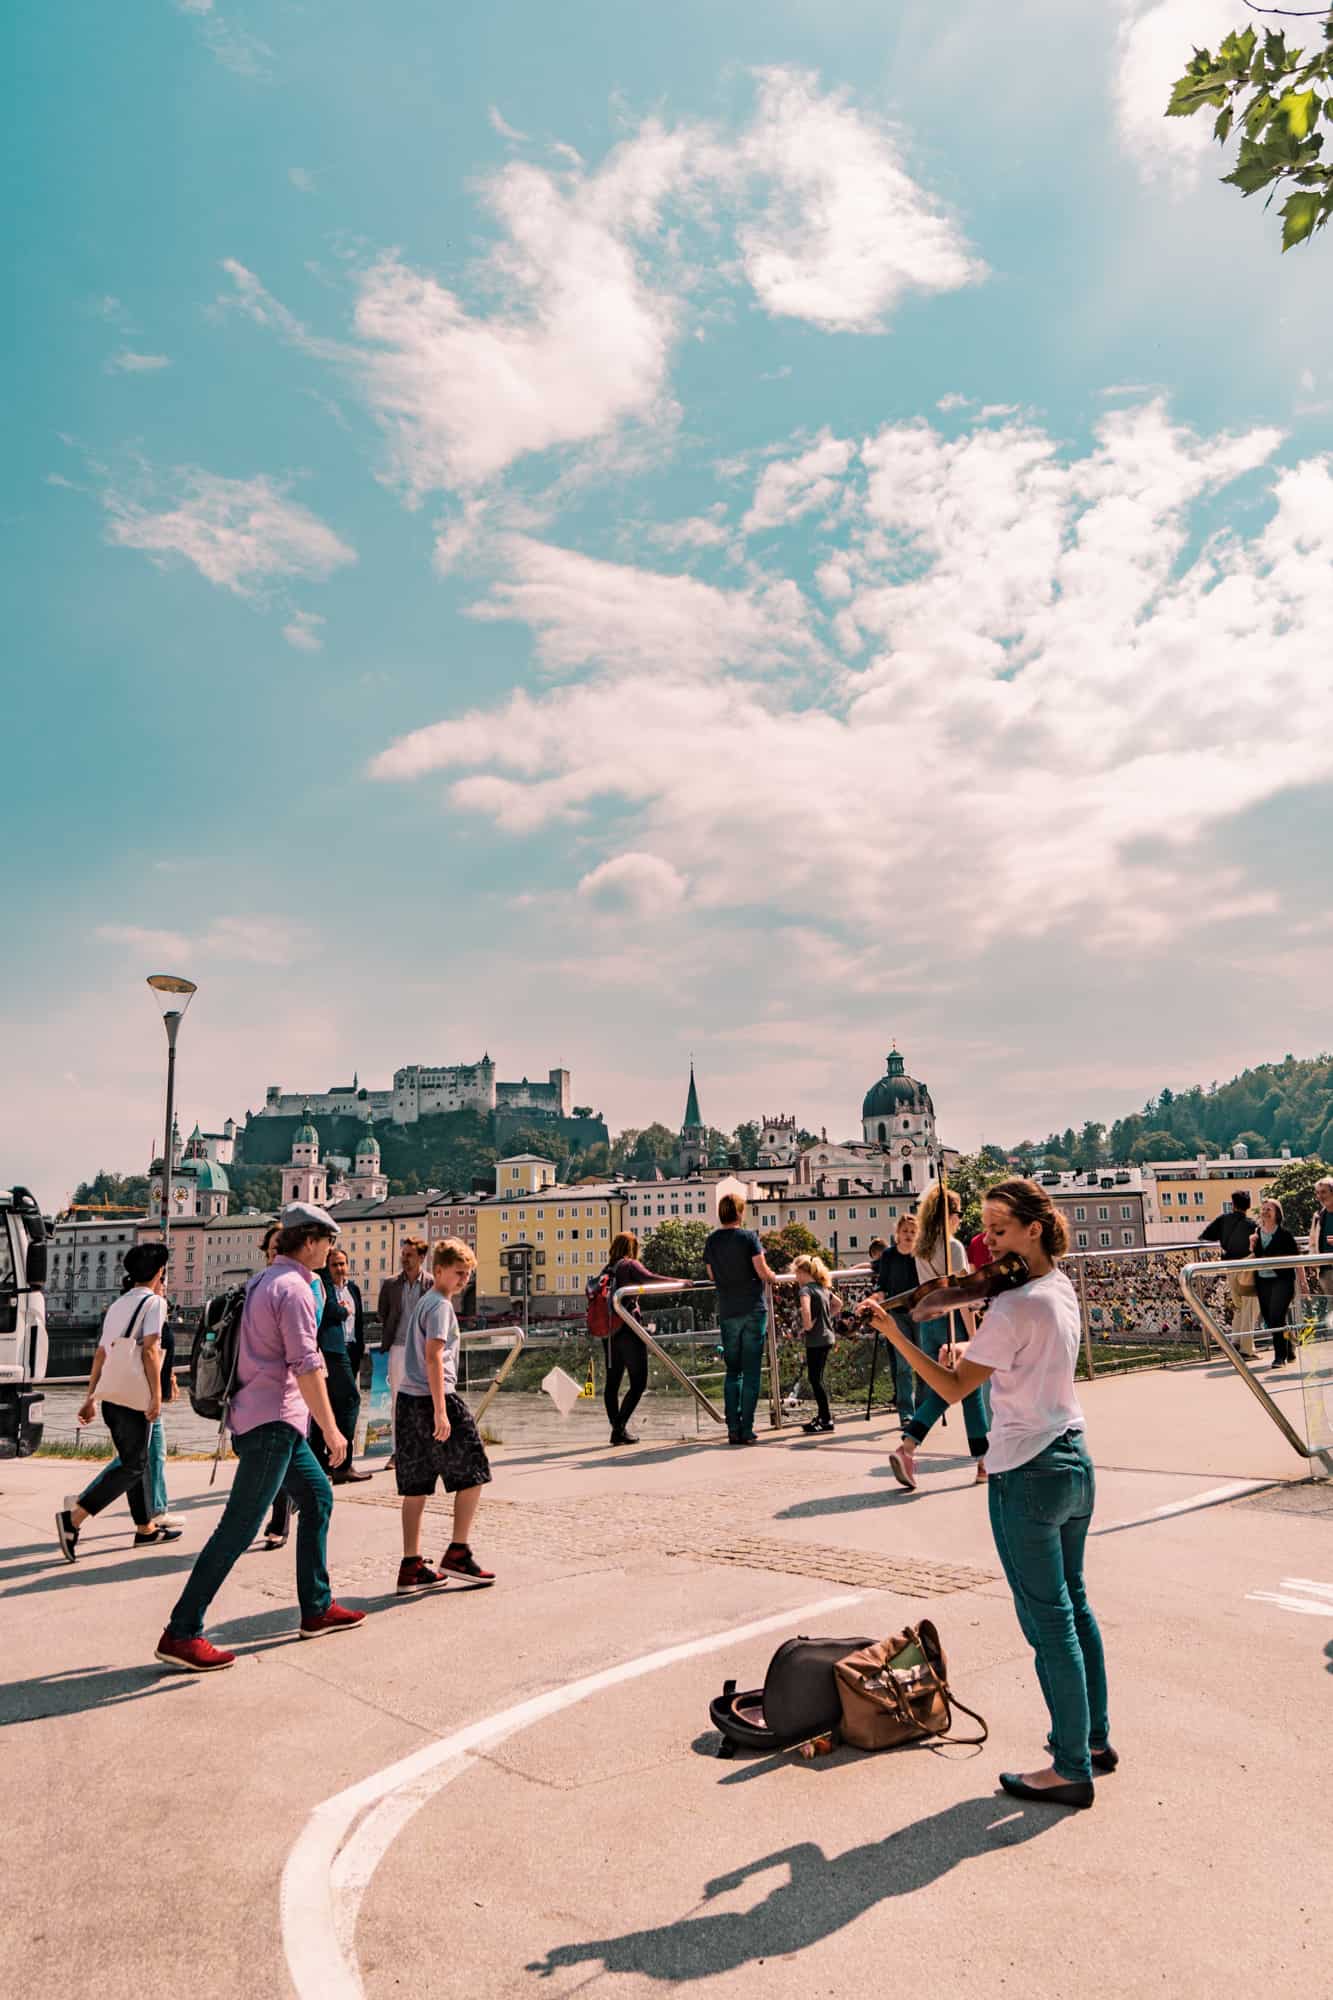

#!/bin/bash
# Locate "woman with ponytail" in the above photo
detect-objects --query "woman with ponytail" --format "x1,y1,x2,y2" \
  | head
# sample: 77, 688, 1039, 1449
861, 1176, 1112, 1809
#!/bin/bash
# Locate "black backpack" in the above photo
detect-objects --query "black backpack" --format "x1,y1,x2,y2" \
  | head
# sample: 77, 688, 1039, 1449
709, 1634, 872, 1758
190, 1284, 246, 1422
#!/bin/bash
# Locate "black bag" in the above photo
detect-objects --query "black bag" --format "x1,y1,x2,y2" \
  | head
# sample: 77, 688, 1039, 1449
709, 1634, 872, 1757
190, 1284, 246, 1421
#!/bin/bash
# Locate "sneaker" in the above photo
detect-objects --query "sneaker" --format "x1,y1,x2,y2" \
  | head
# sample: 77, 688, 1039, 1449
155, 1631, 236, 1673
888, 1448, 918, 1491
396, 1555, 447, 1594
299, 1601, 367, 1640
439, 1544, 496, 1589
55, 1509, 79, 1563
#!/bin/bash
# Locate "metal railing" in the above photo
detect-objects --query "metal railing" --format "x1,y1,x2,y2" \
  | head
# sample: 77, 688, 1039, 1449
1179, 1252, 1333, 1476
1063, 1242, 1223, 1375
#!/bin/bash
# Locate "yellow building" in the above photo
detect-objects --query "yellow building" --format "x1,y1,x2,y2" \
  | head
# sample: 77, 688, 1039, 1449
330, 1193, 434, 1305
1142, 1153, 1290, 1245
474, 1180, 626, 1308
495, 1153, 558, 1196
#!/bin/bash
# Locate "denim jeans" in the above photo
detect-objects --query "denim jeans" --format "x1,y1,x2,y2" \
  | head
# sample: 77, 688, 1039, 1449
889, 1314, 918, 1420
81, 1415, 167, 1520
987, 1430, 1109, 1784
904, 1316, 991, 1458
720, 1306, 767, 1440
79, 1402, 153, 1529
167, 1421, 332, 1638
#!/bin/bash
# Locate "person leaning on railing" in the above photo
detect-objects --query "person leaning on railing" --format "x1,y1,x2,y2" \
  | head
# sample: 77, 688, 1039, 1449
599, 1231, 684, 1446
704, 1193, 779, 1447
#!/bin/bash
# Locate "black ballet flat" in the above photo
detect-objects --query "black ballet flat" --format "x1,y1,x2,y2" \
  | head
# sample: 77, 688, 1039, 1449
999, 1772, 1095, 1809
1047, 1736, 1119, 1773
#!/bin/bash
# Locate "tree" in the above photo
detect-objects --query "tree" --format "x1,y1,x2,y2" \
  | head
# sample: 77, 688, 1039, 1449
1262, 1156, 1329, 1233
1233, 1129, 1269, 1153
571, 1105, 594, 1119
760, 1222, 829, 1273
72, 1170, 150, 1209
640, 1218, 711, 1278
1130, 1128, 1181, 1165
228, 1164, 286, 1213
1074, 1121, 1106, 1172
1167, 13, 1333, 250
941, 1152, 993, 1242
733, 1120, 761, 1168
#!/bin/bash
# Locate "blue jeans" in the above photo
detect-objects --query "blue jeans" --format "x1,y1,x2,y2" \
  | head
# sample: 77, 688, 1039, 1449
167, 1421, 332, 1638
720, 1306, 767, 1440
904, 1316, 991, 1457
81, 1415, 167, 1519
889, 1315, 918, 1419
988, 1431, 1109, 1784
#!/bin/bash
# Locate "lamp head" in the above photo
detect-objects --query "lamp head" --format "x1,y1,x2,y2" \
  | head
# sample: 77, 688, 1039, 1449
147, 973, 197, 1027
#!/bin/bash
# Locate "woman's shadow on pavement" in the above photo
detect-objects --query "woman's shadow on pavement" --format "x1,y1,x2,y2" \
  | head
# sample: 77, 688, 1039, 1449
528, 1794, 1062, 1982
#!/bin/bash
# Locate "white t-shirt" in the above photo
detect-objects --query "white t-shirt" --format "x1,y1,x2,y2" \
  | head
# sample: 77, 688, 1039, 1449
915, 1236, 966, 1288
964, 1268, 1085, 1476
99, 1286, 166, 1352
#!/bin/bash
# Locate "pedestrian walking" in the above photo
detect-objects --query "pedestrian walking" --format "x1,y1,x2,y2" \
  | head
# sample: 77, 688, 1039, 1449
312, 1245, 370, 1482
862, 1176, 1112, 1809
261, 1220, 330, 1547
1251, 1198, 1306, 1369
1309, 1177, 1333, 1302
378, 1237, 430, 1455
394, 1239, 495, 1594
1200, 1190, 1260, 1358
888, 1187, 989, 1490
154, 1203, 365, 1672
56, 1243, 181, 1560
870, 1215, 922, 1424
792, 1254, 840, 1434
704, 1194, 779, 1446
598, 1231, 681, 1445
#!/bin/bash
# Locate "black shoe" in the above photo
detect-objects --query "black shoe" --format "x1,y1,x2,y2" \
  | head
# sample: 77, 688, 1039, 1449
616, 1428, 639, 1445
999, 1772, 1095, 1809
816, 1419, 835, 1433
56, 1509, 79, 1563
1047, 1736, 1118, 1773
739, 1433, 759, 1446
801, 1419, 822, 1434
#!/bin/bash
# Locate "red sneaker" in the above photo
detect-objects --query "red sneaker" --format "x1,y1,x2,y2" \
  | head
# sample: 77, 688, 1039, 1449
439, 1544, 496, 1589
396, 1555, 447, 1595
155, 1631, 236, 1673
299, 1600, 367, 1640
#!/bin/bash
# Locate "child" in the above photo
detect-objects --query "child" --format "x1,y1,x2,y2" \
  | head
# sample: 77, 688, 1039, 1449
791, 1254, 841, 1434
395, 1239, 495, 1593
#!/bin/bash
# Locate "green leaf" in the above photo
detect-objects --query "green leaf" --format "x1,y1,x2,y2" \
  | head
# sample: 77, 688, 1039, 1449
1279, 89, 1320, 141
1281, 189, 1321, 249
1167, 72, 1231, 118
1213, 105, 1234, 144
1244, 91, 1275, 139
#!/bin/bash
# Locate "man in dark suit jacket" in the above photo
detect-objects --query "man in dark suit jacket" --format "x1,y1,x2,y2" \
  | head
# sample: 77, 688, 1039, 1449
315, 1245, 371, 1483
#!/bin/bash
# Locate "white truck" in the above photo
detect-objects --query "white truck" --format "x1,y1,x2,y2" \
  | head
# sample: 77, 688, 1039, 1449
0, 1186, 48, 1455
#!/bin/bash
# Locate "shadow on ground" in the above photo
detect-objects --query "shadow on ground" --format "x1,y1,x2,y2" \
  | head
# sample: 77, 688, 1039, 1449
527, 1798, 1060, 1981
0, 1662, 197, 1725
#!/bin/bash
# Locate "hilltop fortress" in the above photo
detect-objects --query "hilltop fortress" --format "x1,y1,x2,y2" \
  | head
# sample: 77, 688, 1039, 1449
256, 1058, 572, 1128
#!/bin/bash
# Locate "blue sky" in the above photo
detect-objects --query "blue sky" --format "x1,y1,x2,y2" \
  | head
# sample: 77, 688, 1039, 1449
5, 0, 1332, 1203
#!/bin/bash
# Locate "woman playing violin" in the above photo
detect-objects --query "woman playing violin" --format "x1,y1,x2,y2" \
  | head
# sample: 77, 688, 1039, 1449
888, 1185, 990, 1490
861, 1176, 1112, 1810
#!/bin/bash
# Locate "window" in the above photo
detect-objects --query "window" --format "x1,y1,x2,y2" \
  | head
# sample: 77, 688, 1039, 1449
827, 1209, 836, 1221
1097, 1205, 1109, 1221
500, 1232, 509, 1244
1120, 1205, 1132, 1220
848, 1208, 857, 1219
1161, 1191, 1172, 1205
1121, 1230, 1134, 1246
1099, 1230, 1112, 1247
556, 1252, 565, 1266
1194, 1192, 1205, 1206
536, 1250, 546, 1264
535, 1230, 545, 1242
557, 1207, 566, 1219
808, 1210, 817, 1221
849, 1236, 859, 1249
1074, 1205, 1086, 1221
1076, 1230, 1089, 1248
571, 1227, 580, 1239
869, 1207, 878, 1218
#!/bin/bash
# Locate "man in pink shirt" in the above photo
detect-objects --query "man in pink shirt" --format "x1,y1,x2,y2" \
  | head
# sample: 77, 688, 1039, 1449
155, 1204, 366, 1672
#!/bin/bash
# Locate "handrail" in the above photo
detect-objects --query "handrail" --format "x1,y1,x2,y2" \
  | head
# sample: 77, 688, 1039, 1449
457, 1323, 526, 1423
1179, 1252, 1333, 1475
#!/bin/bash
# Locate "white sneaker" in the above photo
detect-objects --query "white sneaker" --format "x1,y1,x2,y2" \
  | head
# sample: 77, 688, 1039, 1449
154, 1514, 186, 1531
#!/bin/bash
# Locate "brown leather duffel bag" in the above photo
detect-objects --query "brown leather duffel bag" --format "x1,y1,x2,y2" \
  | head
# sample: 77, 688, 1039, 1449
834, 1619, 988, 1751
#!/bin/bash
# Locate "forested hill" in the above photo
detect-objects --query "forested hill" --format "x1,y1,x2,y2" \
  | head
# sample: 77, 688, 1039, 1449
1012, 1055, 1333, 1168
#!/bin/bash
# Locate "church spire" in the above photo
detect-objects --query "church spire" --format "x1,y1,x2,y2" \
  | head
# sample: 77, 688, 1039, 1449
683, 1060, 702, 1132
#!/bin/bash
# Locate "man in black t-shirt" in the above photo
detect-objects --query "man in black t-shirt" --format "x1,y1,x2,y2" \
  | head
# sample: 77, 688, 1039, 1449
1200, 1191, 1258, 1356
870, 1214, 921, 1423
704, 1194, 778, 1445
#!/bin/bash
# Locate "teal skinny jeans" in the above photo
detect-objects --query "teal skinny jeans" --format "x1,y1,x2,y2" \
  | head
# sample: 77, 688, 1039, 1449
987, 1429, 1109, 1784
719, 1306, 767, 1440
904, 1316, 991, 1457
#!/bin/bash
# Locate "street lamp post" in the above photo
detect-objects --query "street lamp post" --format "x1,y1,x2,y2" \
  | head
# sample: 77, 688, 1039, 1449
146, 974, 197, 1290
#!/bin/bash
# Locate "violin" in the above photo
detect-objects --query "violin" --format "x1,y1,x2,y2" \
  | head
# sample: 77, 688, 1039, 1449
863, 1250, 1032, 1324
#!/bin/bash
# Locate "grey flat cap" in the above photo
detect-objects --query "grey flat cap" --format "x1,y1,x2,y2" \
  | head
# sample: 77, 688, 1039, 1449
280, 1200, 340, 1236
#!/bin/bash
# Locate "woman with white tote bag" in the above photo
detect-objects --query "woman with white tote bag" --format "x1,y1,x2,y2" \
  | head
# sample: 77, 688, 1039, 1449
56, 1242, 182, 1561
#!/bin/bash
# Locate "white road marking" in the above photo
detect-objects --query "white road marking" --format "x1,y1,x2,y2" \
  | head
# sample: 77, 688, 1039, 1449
1247, 1576, 1333, 1618
1092, 1479, 1276, 1536
281, 1590, 866, 2000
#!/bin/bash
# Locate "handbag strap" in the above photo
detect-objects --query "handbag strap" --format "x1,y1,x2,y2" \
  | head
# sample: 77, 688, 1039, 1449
895, 1624, 990, 1748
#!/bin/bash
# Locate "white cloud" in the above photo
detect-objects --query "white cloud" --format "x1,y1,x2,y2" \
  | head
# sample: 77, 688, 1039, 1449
488, 107, 529, 143
288, 167, 317, 193
730, 67, 982, 332
1115, 1, 1242, 185
106, 350, 171, 373
742, 429, 854, 534
578, 852, 687, 916
104, 469, 356, 598
936, 392, 971, 411
371, 403, 1328, 960
282, 609, 326, 652
98, 914, 304, 967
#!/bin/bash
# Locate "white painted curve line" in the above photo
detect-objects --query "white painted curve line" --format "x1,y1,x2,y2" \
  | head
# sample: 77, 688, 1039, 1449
1246, 1576, 1333, 1618
1092, 1478, 1276, 1536
281, 1590, 866, 2000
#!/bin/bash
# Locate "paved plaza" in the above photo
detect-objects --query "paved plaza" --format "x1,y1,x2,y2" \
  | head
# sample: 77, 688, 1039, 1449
3, 1359, 1330, 2000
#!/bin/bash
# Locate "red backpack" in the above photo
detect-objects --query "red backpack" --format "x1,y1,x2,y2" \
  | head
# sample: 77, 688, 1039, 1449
586, 1268, 615, 1338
